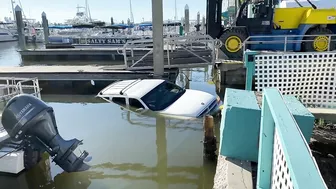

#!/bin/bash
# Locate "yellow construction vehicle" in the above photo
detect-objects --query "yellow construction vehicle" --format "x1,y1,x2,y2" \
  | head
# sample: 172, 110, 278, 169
206, 0, 336, 59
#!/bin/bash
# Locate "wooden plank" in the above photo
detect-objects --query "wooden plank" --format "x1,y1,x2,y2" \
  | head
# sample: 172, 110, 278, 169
0, 66, 128, 73
0, 66, 179, 81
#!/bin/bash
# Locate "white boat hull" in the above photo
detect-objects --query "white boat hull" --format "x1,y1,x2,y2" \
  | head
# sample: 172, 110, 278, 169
0, 28, 17, 42
0, 36, 17, 42
0, 147, 25, 174
0, 118, 24, 174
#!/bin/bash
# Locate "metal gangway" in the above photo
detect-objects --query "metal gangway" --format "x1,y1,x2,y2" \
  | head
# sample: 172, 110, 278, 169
117, 33, 223, 70
0, 77, 41, 103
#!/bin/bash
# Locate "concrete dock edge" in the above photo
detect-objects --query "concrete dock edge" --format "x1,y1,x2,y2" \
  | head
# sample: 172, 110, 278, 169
213, 155, 253, 189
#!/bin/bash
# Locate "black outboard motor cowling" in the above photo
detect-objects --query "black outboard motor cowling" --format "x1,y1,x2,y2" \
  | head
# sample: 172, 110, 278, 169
1, 94, 90, 172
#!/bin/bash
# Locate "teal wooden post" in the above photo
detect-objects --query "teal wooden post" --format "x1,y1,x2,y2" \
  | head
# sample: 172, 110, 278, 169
257, 88, 327, 189
244, 51, 258, 91
256, 92, 275, 188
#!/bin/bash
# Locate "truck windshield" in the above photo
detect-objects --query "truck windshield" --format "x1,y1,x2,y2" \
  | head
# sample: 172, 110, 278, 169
141, 81, 185, 111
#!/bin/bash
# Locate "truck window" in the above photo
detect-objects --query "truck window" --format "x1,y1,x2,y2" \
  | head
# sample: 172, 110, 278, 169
129, 98, 145, 109
141, 81, 185, 111
112, 97, 126, 106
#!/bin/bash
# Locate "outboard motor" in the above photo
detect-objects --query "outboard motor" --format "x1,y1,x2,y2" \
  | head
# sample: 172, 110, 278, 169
1, 94, 90, 172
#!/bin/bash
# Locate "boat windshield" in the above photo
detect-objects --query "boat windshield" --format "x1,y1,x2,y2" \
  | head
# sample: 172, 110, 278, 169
141, 81, 185, 111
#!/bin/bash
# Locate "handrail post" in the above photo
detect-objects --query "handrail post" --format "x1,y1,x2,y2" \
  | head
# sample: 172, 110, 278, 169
328, 35, 331, 51
284, 36, 287, 52
18, 82, 23, 94
131, 46, 134, 65
167, 40, 171, 66
6, 79, 10, 95
123, 43, 128, 68
256, 92, 275, 188
244, 51, 258, 91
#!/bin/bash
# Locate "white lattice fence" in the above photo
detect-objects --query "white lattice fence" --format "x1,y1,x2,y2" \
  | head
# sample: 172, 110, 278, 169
257, 88, 327, 189
271, 128, 294, 189
254, 52, 336, 108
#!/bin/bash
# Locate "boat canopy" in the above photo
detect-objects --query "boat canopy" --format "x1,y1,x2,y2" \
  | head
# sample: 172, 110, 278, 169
101, 25, 126, 29
139, 23, 152, 27
0, 22, 15, 25
49, 25, 73, 29
138, 22, 181, 27
111, 24, 134, 29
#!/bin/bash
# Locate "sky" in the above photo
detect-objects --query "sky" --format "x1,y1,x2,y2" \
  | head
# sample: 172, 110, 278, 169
0, 0, 332, 24
0, 0, 208, 23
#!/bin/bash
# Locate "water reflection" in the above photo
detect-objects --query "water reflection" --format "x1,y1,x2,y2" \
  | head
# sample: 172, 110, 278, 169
0, 41, 21, 66
0, 66, 219, 189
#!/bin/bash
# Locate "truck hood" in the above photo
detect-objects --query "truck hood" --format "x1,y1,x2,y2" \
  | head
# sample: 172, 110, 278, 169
160, 89, 216, 117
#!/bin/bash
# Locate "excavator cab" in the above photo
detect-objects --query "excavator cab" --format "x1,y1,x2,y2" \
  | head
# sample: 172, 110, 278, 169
207, 0, 336, 60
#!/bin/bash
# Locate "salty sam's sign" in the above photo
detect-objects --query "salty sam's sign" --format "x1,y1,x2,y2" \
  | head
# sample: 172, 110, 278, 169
72, 37, 141, 45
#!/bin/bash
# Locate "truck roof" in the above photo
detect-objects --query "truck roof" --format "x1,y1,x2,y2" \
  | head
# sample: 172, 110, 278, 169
98, 79, 165, 98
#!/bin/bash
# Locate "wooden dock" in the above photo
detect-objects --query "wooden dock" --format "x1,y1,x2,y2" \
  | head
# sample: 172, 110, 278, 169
19, 48, 148, 61
19, 47, 215, 67
0, 66, 179, 94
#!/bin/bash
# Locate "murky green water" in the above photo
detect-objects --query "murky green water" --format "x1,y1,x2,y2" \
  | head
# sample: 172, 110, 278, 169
0, 42, 221, 189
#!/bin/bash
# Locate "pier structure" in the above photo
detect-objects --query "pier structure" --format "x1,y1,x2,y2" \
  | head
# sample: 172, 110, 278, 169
213, 49, 336, 188
214, 87, 326, 189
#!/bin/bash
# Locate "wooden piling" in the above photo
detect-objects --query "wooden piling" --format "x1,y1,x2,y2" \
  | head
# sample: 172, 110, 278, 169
111, 17, 115, 34
151, 0, 164, 77
203, 115, 217, 160
196, 12, 201, 31
202, 16, 205, 31
184, 5, 190, 33
42, 12, 49, 44
15, 5, 26, 50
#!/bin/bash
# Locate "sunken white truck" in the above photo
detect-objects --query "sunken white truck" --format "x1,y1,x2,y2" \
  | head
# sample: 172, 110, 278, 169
97, 79, 222, 118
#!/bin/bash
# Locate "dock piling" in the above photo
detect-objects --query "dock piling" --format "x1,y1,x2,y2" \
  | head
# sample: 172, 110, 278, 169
111, 17, 115, 34
15, 5, 26, 50
203, 115, 217, 160
127, 18, 131, 35
184, 5, 190, 33
202, 16, 206, 32
151, 0, 164, 77
196, 12, 200, 31
42, 12, 49, 44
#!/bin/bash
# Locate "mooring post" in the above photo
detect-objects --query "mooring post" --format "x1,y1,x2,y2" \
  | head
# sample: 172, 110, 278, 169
111, 17, 115, 34
42, 12, 49, 44
196, 12, 200, 32
180, 17, 184, 36
15, 5, 26, 50
203, 115, 217, 160
184, 5, 190, 34
202, 16, 206, 32
151, 0, 164, 77
127, 18, 131, 35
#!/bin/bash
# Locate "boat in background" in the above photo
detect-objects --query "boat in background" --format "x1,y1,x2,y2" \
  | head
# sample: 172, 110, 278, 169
0, 28, 17, 42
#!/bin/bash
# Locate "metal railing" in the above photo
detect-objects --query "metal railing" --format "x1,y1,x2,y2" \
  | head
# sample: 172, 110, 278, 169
119, 34, 222, 69
242, 34, 336, 53
257, 88, 327, 189
0, 77, 41, 102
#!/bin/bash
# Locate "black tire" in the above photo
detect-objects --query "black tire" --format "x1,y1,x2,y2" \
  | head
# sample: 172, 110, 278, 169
302, 27, 335, 52
24, 146, 42, 170
219, 28, 248, 60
